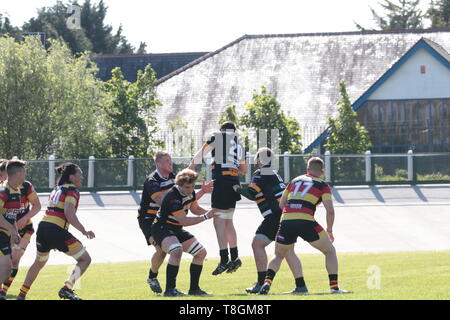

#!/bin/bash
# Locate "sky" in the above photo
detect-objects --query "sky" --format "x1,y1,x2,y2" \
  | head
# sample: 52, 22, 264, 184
1, 0, 433, 53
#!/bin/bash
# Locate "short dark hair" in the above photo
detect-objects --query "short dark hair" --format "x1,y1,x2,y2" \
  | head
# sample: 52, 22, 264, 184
6, 160, 26, 176
220, 121, 236, 132
56, 162, 80, 186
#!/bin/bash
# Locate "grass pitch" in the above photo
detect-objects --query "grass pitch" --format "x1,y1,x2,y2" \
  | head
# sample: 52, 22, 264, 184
3, 250, 449, 300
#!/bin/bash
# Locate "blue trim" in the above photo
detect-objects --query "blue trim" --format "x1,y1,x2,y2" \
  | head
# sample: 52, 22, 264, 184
304, 128, 329, 153
304, 38, 450, 153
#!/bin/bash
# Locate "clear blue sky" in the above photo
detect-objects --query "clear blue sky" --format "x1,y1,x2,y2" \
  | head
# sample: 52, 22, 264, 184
1, 0, 432, 53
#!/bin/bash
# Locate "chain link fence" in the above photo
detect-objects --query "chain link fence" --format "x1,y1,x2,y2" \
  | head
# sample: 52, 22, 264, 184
22, 151, 450, 192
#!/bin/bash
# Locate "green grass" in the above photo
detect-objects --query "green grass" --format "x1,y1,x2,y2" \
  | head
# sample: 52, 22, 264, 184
4, 250, 450, 300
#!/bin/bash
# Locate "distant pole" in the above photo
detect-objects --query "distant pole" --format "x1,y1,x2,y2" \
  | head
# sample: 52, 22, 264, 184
283, 152, 290, 183
245, 152, 251, 184
407, 150, 414, 181
325, 151, 331, 182
49, 155, 56, 188
88, 156, 95, 188
127, 155, 135, 187
365, 150, 372, 183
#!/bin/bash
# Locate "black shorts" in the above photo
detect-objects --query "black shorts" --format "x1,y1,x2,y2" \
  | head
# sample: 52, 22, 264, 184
0, 231, 11, 257
211, 179, 241, 210
138, 215, 157, 246
255, 213, 282, 242
151, 224, 194, 247
276, 219, 327, 245
18, 223, 35, 241
36, 222, 83, 254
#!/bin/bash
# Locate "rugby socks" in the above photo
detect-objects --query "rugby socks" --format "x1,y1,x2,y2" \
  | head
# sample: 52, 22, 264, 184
263, 269, 276, 285
2, 268, 18, 293
189, 263, 203, 291
295, 277, 306, 288
219, 249, 229, 265
63, 281, 74, 290
148, 269, 158, 279
329, 274, 339, 290
18, 284, 30, 298
230, 247, 239, 261
257, 271, 266, 285
166, 264, 179, 290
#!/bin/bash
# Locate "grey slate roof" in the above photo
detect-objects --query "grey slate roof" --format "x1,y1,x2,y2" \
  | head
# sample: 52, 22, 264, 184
155, 29, 450, 150
93, 52, 208, 82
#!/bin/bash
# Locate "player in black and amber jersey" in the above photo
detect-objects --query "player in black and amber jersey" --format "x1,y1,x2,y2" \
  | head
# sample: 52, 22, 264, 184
234, 148, 307, 294
139, 151, 212, 294
151, 169, 217, 297
0, 177, 41, 297
189, 122, 247, 276
17, 163, 95, 300
259, 157, 348, 295
0, 160, 25, 300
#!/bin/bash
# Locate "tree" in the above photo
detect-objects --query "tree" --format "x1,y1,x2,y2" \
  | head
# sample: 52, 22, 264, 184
0, 13, 21, 39
0, 35, 111, 159
218, 104, 239, 125
325, 82, 372, 181
240, 86, 302, 154
103, 65, 162, 158
80, 0, 134, 54
22, 0, 135, 54
356, 0, 424, 30
326, 82, 372, 154
427, 0, 450, 27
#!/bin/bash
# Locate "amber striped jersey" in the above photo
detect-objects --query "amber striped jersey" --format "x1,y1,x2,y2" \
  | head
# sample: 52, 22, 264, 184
281, 174, 332, 222
237, 165, 286, 218
154, 186, 197, 230
42, 184, 80, 230
204, 132, 244, 181
0, 181, 22, 236
138, 170, 175, 218
16, 181, 38, 227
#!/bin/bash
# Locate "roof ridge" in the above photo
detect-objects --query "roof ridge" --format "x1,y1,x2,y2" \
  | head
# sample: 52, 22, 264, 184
155, 28, 450, 86
93, 52, 209, 58
241, 27, 450, 39
156, 35, 248, 85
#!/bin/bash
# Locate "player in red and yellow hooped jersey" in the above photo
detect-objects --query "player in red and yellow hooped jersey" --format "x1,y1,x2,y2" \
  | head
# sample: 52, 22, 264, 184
0, 160, 26, 300
259, 157, 348, 295
17, 163, 95, 300
0, 171, 41, 297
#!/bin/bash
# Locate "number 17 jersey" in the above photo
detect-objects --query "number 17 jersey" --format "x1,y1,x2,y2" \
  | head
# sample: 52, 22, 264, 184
281, 174, 332, 222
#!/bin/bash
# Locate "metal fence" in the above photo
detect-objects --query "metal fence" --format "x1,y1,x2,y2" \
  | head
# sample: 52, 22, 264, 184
22, 151, 450, 192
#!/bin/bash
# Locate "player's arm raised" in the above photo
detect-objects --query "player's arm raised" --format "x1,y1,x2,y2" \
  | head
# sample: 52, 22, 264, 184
188, 144, 213, 171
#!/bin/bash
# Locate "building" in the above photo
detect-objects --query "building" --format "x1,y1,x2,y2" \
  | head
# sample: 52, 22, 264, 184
93, 52, 208, 82
154, 29, 450, 153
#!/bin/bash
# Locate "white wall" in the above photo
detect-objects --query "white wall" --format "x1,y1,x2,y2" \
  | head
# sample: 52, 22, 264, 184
369, 48, 450, 100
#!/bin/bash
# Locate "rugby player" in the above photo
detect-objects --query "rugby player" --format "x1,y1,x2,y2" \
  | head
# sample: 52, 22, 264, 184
234, 148, 307, 294
0, 162, 41, 296
17, 163, 95, 300
0, 160, 24, 300
139, 151, 212, 293
259, 157, 347, 295
188, 122, 247, 275
151, 169, 217, 297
